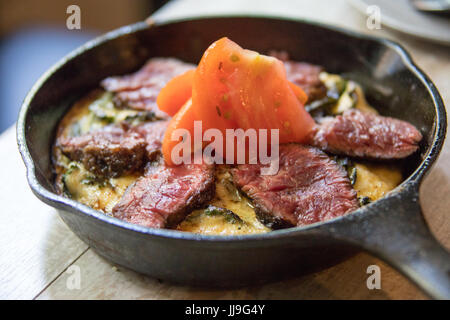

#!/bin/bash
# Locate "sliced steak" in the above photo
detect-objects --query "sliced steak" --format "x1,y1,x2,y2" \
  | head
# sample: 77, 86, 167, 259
269, 51, 327, 102
112, 161, 215, 229
284, 61, 327, 102
310, 109, 423, 159
58, 126, 147, 178
101, 58, 195, 118
130, 120, 169, 159
58, 120, 169, 177
232, 144, 358, 227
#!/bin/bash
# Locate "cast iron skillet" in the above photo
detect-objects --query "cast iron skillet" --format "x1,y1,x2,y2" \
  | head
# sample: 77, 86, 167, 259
17, 16, 450, 299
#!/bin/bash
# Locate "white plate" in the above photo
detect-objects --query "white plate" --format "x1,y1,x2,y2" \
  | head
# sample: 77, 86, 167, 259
349, 0, 450, 45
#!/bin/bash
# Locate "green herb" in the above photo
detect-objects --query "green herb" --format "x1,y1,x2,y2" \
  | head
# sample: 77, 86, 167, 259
80, 173, 109, 188
80, 175, 96, 185
305, 96, 337, 115
222, 178, 242, 202
62, 175, 72, 198
88, 92, 118, 123
349, 167, 357, 186
65, 162, 79, 175
124, 111, 156, 124
306, 74, 357, 117
61, 162, 79, 198
328, 78, 347, 100
204, 206, 224, 216
230, 54, 240, 62
334, 156, 352, 170
334, 156, 357, 185
204, 206, 243, 224
183, 214, 197, 223
358, 196, 371, 206
89, 105, 115, 123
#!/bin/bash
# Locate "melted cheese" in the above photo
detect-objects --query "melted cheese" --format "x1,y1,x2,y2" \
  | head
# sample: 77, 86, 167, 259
354, 84, 378, 114
178, 168, 270, 235
62, 162, 138, 213
55, 79, 404, 235
353, 162, 402, 201
321, 75, 400, 202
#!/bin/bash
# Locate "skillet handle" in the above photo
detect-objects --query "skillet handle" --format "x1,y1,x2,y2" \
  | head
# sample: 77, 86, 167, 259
322, 182, 450, 299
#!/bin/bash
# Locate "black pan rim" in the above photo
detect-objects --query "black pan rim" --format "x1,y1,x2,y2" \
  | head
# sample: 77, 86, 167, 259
17, 15, 447, 243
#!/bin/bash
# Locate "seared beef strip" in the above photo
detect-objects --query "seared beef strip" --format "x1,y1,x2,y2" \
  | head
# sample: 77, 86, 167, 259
58, 126, 147, 178
232, 144, 358, 228
112, 160, 215, 229
269, 51, 327, 102
130, 120, 169, 160
101, 58, 195, 118
283, 61, 327, 102
309, 109, 423, 159
58, 120, 169, 177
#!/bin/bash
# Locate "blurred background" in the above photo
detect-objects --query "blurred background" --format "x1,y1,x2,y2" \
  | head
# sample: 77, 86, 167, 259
0, 0, 168, 133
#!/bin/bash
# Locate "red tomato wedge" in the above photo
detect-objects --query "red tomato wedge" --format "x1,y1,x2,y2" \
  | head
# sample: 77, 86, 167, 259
157, 71, 308, 116
162, 37, 315, 165
289, 82, 309, 105
162, 98, 196, 166
157, 69, 195, 116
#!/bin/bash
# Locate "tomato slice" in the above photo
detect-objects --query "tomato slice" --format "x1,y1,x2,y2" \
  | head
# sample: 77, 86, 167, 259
162, 37, 315, 165
289, 82, 308, 105
162, 98, 196, 166
157, 69, 195, 116
191, 37, 314, 143
157, 71, 308, 116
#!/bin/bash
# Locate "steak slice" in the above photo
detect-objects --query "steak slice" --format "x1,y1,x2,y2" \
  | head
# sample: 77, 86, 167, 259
130, 120, 169, 160
269, 52, 327, 102
232, 144, 358, 228
58, 120, 169, 177
101, 58, 195, 118
112, 161, 215, 229
58, 126, 147, 178
283, 61, 327, 102
310, 109, 423, 159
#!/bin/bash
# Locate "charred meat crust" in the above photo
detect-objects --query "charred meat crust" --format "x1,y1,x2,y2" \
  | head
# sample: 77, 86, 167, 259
112, 160, 216, 229
231, 144, 359, 227
57, 125, 147, 178
310, 109, 423, 159
254, 209, 295, 230
57, 121, 169, 178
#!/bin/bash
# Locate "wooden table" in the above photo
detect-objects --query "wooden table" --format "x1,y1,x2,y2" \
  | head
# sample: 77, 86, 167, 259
1, 0, 448, 300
